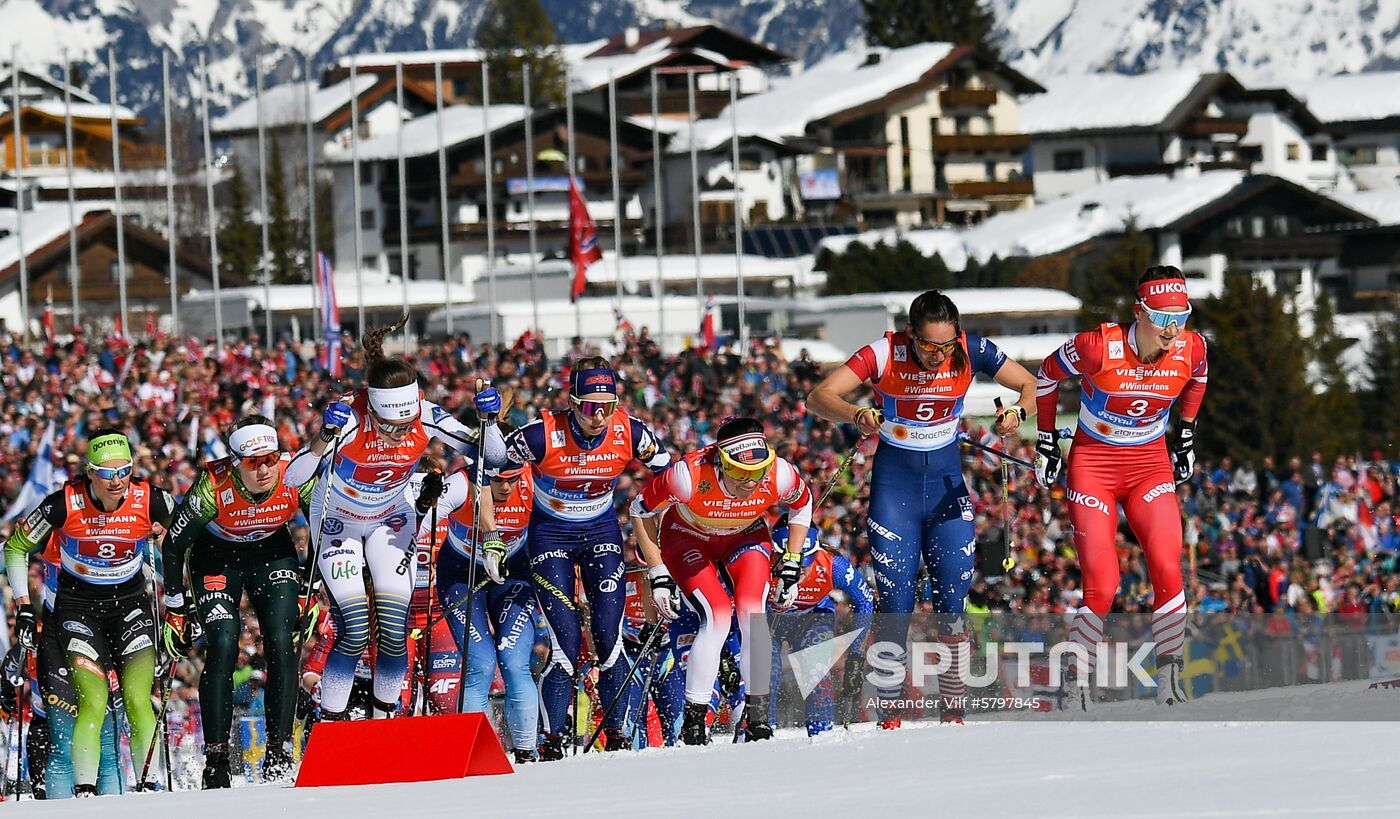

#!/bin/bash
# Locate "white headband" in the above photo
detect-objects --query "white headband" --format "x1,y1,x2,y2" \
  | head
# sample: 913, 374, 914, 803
229, 424, 279, 457
368, 383, 420, 422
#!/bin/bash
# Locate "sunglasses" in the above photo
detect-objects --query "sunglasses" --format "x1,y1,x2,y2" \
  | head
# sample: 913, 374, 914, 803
1140, 303, 1191, 329
908, 329, 959, 354
491, 472, 524, 485
374, 416, 417, 435
570, 396, 618, 417
88, 464, 133, 481
240, 452, 281, 469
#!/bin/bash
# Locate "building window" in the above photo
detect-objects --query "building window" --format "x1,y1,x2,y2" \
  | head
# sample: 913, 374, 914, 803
929, 116, 940, 137
1251, 216, 1266, 238
1053, 149, 1084, 171
984, 160, 996, 180
1338, 145, 1377, 166
1310, 143, 1328, 161
899, 116, 912, 192
954, 116, 970, 135
360, 209, 376, 230
1226, 217, 1243, 236
1273, 215, 1290, 235
361, 256, 376, 272
1238, 144, 1263, 163
1286, 143, 1300, 161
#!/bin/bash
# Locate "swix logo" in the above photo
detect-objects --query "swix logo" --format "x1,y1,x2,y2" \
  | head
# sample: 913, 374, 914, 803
1141, 482, 1176, 504
1066, 487, 1112, 516
1145, 282, 1187, 296
1063, 343, 1080, 365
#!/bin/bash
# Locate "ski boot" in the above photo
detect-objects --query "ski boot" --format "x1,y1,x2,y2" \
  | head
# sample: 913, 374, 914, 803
681, 701, 710, 746
513, 748, 538, 764
742, 695, 773, 742
539, 732, 567, 761
263, 746, 295, 782
202, 743, 233, 790
601, 726, 628, 752
134, 780, 159, 792
1155, 654, 1188, 705
74, 784, 97, 798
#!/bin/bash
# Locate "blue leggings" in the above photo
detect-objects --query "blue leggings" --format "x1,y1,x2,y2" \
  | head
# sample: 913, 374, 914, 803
528, 514, 627, 734
437, 547, 539, 751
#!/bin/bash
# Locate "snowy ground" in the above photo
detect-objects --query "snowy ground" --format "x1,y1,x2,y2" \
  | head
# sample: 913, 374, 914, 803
8, 682, 1398, 817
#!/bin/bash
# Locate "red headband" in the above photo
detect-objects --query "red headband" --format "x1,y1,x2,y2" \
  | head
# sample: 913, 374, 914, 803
1138, 278, 1190, 311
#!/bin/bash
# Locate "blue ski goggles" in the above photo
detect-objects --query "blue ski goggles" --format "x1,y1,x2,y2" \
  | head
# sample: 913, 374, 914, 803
1140, 302, 1191, 329
88, 463, 133, 481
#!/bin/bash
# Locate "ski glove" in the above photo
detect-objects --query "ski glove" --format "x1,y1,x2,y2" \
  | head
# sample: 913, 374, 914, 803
297, 584, 322, 645
162, 603, 194, 657
322, 401, 353, 437
482, 534, 508, 584
774, 552, 803, 610
649, 565, 679, 621
1034, 429, 1063, 488
15, 606, 37, 653
1171, 420, 1197, 487
474, 386, 502, 418
416, 470, 445, 516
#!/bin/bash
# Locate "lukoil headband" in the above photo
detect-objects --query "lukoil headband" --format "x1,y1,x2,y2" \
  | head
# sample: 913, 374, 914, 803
87, 433, 133, 466
368, 383, 421, 422
1137, 278, 1190, 312
570, 367, 617, 397
229, 424, 279, 458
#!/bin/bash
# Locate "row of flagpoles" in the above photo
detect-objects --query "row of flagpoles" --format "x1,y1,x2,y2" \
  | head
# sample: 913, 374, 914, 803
9, 48, 750, 353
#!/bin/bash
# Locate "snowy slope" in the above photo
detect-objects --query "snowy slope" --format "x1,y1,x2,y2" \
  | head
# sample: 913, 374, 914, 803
7, 687, 1397, 818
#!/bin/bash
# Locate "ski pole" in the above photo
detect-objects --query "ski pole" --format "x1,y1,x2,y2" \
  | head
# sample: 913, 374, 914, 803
455, 412, 492, 714
296, 435, 341, 655
414, 503, 439, 716
814, 437, 864, 510
582, 622, 668, 754
139, 659, 179, 788
994, 399, 1015, 573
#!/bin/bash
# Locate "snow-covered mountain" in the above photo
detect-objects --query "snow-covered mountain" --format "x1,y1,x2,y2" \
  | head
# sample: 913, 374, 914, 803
2, 0, 1398, 122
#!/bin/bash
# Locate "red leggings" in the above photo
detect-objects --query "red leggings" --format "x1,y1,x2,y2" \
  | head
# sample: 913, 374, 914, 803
660, 518, 774, 703
1066, 438, 1186, 664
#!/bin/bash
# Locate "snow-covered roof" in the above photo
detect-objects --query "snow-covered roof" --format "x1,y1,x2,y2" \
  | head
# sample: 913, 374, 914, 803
338, 49, 484, 69
1334, 188, 1400, 226
792, 288, 1081, 317
1290, 72, 1400, 123
0, 203, 111, 272
182, 271, 455, 313
961, 169, 1246, 261
1019, 69, 1205, 135
5, 100, 140, 121
816, 226, 970, 271
213, 75, 378, 133
570, 38, 678, 92
322, 104, 528, 163
673, 42, 957, 153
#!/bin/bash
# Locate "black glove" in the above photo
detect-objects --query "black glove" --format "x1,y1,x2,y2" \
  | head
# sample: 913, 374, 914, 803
774, 553, 802, 609
416, 470, 445, 516
838, 651, 865, 725
1171, 420, 1197, 487
15, 606, 38, 653
162, 600, 194, 657
1034, 430, 1063, 488
717, 649, 743, 701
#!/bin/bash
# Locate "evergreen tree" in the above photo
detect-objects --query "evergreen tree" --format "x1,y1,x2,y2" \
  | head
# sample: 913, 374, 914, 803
862, 0, 1000, 53
1074, 221, 1152, 330
218, 161, 259, 282
476, 0, 566, 105
823, 240, 952, 294
265, 140, 301, 284
1194, 269, 1311, 462
1364, 303, 1400, 455
1306, 288, 1361, 457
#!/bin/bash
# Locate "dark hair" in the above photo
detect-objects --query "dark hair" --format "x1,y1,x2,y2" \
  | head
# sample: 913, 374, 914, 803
89, 426, 125, 441
575, 355, 611, 373
1138, 265, 1184, 287
716, 415, 764, 443
362, 316, 417, 389
907, 289, 968, 374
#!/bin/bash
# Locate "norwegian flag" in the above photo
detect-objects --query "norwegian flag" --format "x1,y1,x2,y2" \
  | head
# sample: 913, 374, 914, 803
568, 177, 602, 302
316, 252, 343, 378
698, 295, 716, 352
613, 305, 635, 338
41, 287, 54, 351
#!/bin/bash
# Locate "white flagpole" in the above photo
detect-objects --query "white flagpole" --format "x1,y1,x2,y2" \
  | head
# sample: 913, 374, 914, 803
608, 71, 622, 312
688, 70, 702, 327
256, 59, 272, 342
62, 49, 79, 333
435, 59, 453, 337
11, 48, 29, 344
163, 50, 178, 338
395, 60, 412, 353
565, 62, 580, 341
730, 79, 745, 353
304, 52, 320, 343
482, 61, 497, 347
109, 48, 128, 339
350, 61, 366, 335
650, 68, 665, 351
524, 62, 539, 335
200, 53, 224, 345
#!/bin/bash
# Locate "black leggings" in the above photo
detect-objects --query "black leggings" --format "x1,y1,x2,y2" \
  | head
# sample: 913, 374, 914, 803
189, 547, 300, 747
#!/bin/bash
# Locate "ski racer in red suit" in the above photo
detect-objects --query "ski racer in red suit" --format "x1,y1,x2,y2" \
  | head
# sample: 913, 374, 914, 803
1034, 266, 1207, 707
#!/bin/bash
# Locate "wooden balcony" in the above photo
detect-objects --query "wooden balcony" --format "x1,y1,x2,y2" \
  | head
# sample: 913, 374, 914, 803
615, 90, 731, 118
1179, 117, 1250, 138
949, 178, 1034, 198
939, 88, 998, 108
931, 133, 1030, 154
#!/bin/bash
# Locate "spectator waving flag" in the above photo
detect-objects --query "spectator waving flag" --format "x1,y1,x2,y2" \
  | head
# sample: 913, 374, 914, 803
3, 422, 55, 522
317, 252, 343, 378
568, 177, 602, 302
